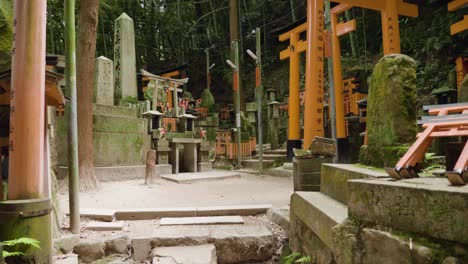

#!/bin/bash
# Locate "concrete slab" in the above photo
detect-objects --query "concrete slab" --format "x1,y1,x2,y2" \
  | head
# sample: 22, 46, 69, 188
161, 171, 240, 184
160, 216, 244, 226
151, 225, 273, 263
196, 204, 272, 216
151, 244, 217, 264
321, 163, 388, 205
115, 207, 197, 220
348, 177, 468, 244
85, 222, 124, 231
291, 192, 347, 249
77, 209, 116, 222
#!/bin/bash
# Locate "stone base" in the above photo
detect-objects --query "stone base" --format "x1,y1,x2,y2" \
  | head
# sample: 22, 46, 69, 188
58, 165, 145, 182
293, 157, 333, 192
197, 162, 213, 172
320, 163, 387, 204
156, 164, 172, 176
348, 177, 468, 244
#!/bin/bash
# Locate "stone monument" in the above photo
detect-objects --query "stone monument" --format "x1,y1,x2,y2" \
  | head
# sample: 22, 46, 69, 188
114, 12, 137, 101
360, 54, 417, 167
94, 56, 114, 105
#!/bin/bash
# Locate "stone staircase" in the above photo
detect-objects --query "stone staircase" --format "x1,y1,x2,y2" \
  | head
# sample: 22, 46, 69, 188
240, 148, 288, 172
290, 163, 468, 263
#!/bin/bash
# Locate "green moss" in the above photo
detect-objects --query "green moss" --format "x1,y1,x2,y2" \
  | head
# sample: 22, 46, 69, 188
200, 89, 215, 112
365, 55, 417, 166
182, 91, 194, 100
459, 74, 468, 102
0, 0, 13, 72
360, 144, 410, 167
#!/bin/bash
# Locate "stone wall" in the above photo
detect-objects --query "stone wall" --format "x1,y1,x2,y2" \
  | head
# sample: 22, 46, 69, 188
56, 104, 151, 168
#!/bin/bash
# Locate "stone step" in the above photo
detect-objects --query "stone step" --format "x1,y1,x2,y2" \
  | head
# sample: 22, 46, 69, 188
93, 104, 138, 118
266, 167, 293, 178
291, 192, 348, 249
253, 154, 287, 162
85, 222, 124, 231
160, 216, 244, 226
348, 177, 468, 245
115, 204, 272, 220
77, 209, 116, 222
267, 207, 290, 233
320, 163, 388, 205
241, 159, 275, 170
161, 171, 240, 184
93, 114, 147, 134
150, 225, 274, 263
53, 254, 79, 264
264, 149, 286, 155
151, 244, 217, 264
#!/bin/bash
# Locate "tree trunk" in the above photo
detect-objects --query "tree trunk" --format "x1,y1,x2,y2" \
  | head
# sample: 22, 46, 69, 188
145, 149, 157, 185
77, 0, 100, 191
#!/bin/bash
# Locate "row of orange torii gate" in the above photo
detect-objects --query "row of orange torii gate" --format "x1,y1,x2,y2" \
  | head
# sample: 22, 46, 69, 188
281, 0, 467, 157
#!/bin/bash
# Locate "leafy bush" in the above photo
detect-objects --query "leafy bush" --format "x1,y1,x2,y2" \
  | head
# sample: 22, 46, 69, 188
1, 237, 40, 258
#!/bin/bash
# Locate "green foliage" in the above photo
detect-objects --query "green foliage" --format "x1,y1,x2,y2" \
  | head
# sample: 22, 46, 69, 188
2, 238, 41, 258
282, 252, 311, 264
0, 0, 13, 72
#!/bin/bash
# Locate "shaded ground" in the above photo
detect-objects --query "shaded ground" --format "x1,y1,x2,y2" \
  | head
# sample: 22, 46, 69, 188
58, 171, 293, 214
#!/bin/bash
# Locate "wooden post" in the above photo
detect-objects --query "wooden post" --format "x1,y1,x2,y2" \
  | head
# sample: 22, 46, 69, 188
65, 0, 80, 234
145, 149, 157, 184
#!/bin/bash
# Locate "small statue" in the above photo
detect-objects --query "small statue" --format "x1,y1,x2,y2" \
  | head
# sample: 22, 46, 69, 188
156, 127, 166, 139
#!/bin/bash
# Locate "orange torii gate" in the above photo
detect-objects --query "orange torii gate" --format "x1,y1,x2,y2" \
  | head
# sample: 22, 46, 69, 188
449, 0, 468, 94
279, 23, 308, 158
449, 0, 468, 35
329, 0, 418, 152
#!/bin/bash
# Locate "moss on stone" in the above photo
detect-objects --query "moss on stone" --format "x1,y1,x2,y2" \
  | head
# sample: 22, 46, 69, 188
359, 144, 410, 167
459, 74, 468, 102
0, 0, 13, 72
363, 54, 417, 167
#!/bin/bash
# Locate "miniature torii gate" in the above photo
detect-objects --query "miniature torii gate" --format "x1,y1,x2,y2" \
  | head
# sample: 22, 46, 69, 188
329, 0, 418, 148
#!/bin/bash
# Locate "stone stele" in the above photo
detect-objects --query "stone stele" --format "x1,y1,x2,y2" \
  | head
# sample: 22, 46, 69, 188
94, 56, 114, 105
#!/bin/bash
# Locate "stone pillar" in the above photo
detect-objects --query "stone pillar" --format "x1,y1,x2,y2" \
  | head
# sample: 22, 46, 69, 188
458, 74, 468, 102
114, 12, 137, 101
94, 56, 114, 105
183, 143, 197, 173
360, 54, 417, 167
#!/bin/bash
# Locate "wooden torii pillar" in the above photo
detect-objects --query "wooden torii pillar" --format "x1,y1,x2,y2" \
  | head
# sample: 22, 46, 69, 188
329, 0, 418, 155
0, 1, 53, 262
303, 0, 326, 149
279, 23, 307, 159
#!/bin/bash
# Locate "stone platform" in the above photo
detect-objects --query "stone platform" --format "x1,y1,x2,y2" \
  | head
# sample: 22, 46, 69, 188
161, 171, 240, 184
290, 163, 468, 263
348, 177, 468, 244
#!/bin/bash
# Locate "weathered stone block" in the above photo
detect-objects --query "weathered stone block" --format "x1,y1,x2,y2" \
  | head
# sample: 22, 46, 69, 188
291, 192, 347, 249
364, 54, 417, 166
105, 234, 129, 255
348, 177, 468, 244
93, 115, 147, 134
54, 234, 80, 254
94, 56, 114, 106
132, 236, 152, 262
293, 157, 333, 192
320, 163, 387, 205
73, 240, 105, 263
151, 244, 217, 264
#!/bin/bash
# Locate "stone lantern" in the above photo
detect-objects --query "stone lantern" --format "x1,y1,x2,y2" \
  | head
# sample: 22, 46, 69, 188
142, 110, 163, 131
265, 88, 276, 102
178, 108, 197, 132
268, 101, 280, 118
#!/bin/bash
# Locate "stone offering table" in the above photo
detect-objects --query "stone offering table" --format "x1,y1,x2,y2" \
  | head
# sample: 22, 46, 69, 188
167, 138, 203, 173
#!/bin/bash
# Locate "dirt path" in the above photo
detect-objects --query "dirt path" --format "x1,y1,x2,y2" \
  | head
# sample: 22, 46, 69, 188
58, 172, 293, 213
